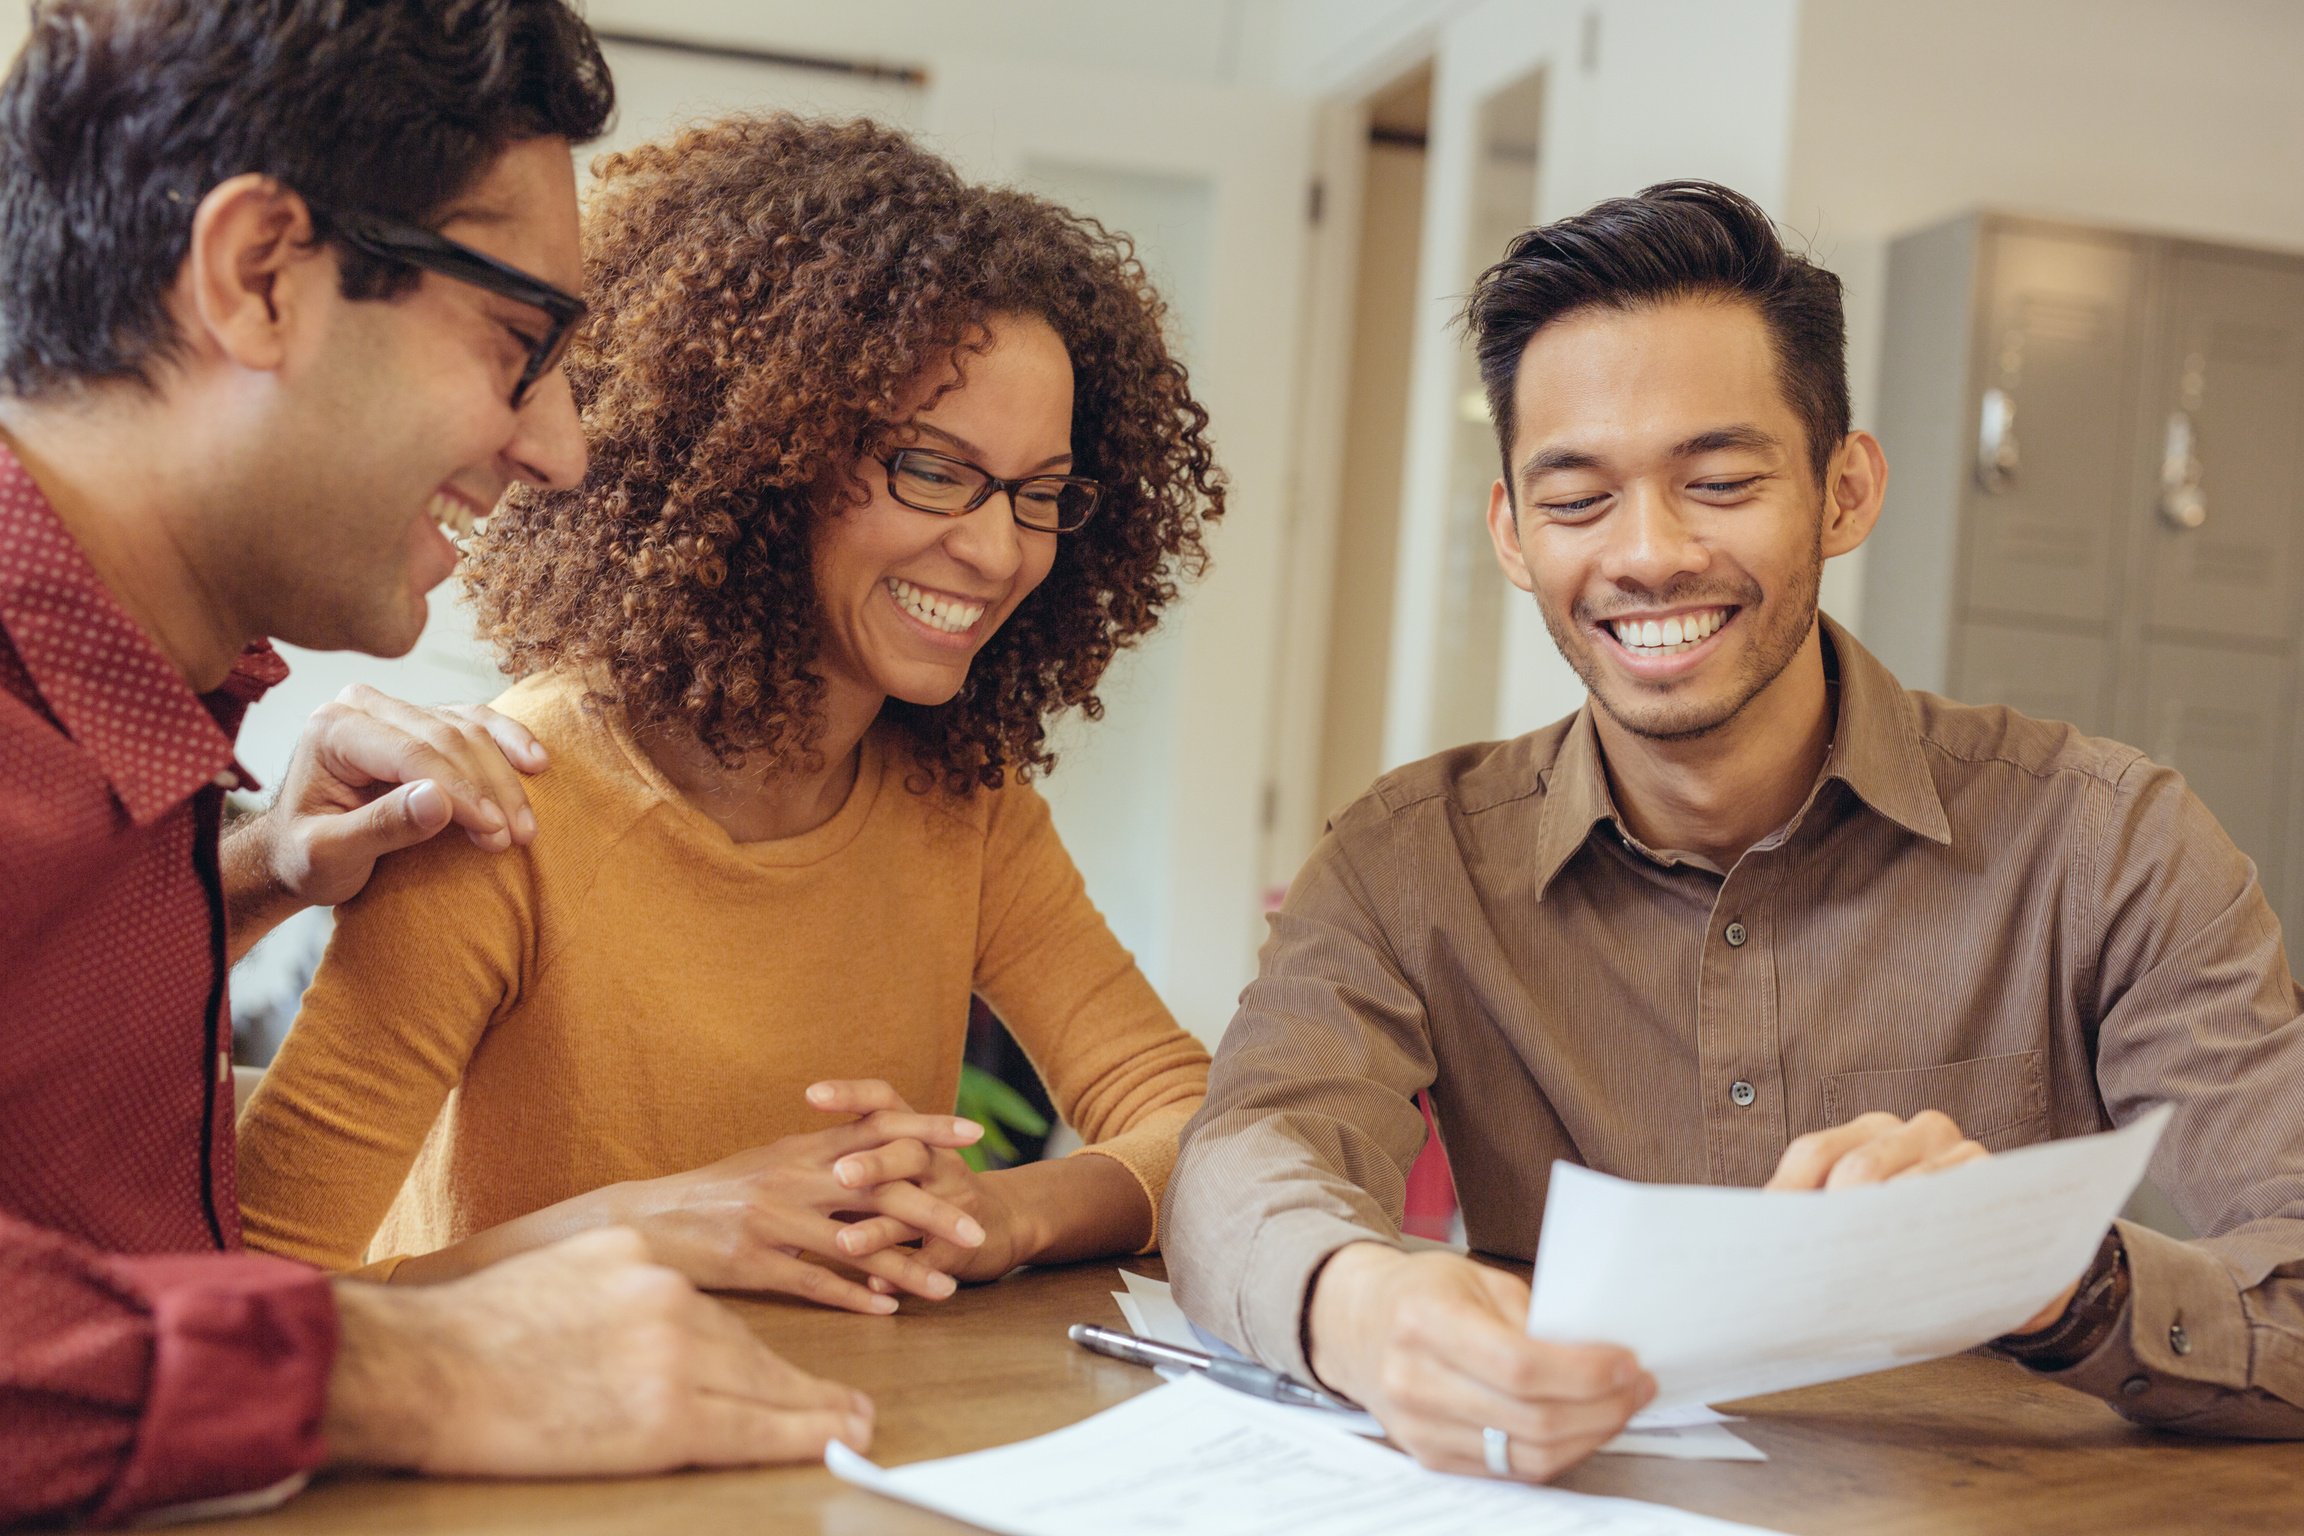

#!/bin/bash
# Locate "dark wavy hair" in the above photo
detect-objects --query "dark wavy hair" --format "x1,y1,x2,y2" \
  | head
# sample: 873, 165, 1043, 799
0, 0, 613, 397
1463, 180, 1848, 489
466, 113, 1225, 792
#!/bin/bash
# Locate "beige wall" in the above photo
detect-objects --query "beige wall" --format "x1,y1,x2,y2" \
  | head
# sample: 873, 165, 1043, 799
1788, 0, 2304, 638
585, 0, 1270, 87
1790, 0, 2304, 256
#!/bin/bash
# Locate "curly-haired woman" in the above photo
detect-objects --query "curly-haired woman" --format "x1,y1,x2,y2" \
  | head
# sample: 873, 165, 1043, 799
235, 115, 1218, 1315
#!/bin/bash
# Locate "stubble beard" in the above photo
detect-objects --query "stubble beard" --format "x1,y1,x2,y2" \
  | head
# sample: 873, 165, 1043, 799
1538, 531, 1824, 744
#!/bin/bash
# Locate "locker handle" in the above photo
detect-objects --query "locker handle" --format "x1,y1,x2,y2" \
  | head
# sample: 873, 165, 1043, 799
1975, 387, 2018, 494
2159, 410, 2207, 531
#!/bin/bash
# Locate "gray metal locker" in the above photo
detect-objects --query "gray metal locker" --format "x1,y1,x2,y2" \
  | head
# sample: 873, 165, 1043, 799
2135, 639, 2292, 924
1951, 619, 2111, 738
2292, 697, 2304, 964
2137, 249, 2304, 646
1868, 212, 2304, 948
1963, 229, 2141, 627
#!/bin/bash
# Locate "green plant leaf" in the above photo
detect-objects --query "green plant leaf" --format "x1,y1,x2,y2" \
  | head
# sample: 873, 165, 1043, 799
964, 1064, 1051, 1136
956, 1063, 1048, 1168
979, 1121, 1020, 1162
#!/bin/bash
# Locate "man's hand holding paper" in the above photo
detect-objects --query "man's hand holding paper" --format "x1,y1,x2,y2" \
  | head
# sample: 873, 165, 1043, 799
1299, 1103, 2138, 1486
1762, 1107, 2084, 1334
1306, 1243, 1655, 1482
1525, 1106, 2170, 1414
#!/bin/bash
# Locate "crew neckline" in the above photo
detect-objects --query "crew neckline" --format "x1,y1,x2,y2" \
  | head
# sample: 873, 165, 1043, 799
571, 675, 892, 869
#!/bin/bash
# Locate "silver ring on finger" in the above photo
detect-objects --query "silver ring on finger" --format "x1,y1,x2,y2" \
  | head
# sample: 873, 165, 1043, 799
1482, 1424, 1512, 1477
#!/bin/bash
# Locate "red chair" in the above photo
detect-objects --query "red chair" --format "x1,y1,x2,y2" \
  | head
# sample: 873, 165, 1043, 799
1402, 1093, 1459, 1241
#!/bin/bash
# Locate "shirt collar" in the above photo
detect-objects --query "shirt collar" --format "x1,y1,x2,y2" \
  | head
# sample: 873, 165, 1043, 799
1813, 612, 1953, 848
1529, 705, 1619, 896
1529, 611, 1951, 897
0, 442, 269, 825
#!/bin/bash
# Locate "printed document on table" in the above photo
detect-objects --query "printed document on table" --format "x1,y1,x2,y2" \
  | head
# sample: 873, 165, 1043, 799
828, 1374, 1788, 1536
1525, 1106, 2170, 1410
1112, 1270, 1761, 1459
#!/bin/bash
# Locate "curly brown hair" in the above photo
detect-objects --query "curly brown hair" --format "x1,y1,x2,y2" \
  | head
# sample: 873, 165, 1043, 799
464, 113, 1224, 792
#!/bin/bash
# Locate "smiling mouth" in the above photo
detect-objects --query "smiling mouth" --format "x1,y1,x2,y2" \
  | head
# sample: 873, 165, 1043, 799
429, 491, 483, 545
1603, 605, 1736, 657
887, 577, 988, 636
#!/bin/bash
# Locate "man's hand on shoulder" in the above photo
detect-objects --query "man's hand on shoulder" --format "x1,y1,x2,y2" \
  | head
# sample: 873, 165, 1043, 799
1764, 1109, 2082, 1333
1306, 1243, 1652, 1483
223, 685, 547, 956
325, 1227, 872, 1476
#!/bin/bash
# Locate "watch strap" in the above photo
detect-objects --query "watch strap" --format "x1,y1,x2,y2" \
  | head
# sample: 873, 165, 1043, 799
1995, 1228, 2130, 1372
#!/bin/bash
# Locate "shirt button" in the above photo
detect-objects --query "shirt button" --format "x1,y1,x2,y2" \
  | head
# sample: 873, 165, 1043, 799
2169, 1321, 2191, 1356
210, 769, 242, 790
2121, 1375, 2151, 1397
1724, 922, 1748, 947
1730, 1080, 1757, 1107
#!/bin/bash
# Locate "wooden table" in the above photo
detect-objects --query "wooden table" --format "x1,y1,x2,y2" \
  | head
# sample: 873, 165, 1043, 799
207, 1257, 2300, 1535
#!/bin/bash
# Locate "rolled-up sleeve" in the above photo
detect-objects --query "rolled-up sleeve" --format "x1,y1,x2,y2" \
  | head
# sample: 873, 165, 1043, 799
2060, 758, 2304, 1433
0, 1213, 336, 1527
1163, 814, 1435, 1384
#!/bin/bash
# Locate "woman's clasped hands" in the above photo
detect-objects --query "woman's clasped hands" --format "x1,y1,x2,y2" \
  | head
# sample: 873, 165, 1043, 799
598, 1078, 1023, 1314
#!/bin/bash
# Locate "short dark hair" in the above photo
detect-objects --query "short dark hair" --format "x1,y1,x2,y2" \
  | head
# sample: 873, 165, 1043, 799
0, 0, 615, 398
1462, 180, 1848, 489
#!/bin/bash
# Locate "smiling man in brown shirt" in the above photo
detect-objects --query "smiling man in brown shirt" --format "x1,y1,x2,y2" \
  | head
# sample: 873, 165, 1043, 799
1164, 181, 2304, 1484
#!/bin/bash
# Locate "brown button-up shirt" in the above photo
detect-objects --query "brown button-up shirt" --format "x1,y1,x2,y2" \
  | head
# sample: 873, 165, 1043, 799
1166, 616, 2304, 1435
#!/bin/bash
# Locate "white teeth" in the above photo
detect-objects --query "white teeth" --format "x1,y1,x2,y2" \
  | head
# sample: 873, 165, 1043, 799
1609, 607, 1729, 655
887, 578, 986, 636
429, 492, 480, 544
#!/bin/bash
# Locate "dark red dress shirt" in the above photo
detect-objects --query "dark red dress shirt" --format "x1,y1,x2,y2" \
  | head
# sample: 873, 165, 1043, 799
0, 444, 336, 1525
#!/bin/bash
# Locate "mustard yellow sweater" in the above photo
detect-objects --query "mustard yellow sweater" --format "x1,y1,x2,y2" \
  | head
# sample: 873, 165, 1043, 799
236, 672, 1209, 1272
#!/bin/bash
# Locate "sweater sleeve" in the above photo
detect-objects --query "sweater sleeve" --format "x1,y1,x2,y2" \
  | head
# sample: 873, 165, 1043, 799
0, 1212, 334, 1527
236, 825, 533, 1273
970, 782, 1208, 1247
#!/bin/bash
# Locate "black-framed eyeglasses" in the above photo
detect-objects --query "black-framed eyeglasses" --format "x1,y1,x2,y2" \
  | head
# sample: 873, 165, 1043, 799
313, 203, 586, 408
881, 448, 1102, 533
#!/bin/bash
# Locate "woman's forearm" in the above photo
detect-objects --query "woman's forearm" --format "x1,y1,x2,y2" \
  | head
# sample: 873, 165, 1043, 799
387, 1185, 631, 1284
991, 1151, 1154, 1268
398, 1151, 1155, 1286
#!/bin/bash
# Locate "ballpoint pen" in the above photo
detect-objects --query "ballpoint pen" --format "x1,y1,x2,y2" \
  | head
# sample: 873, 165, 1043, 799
1066, 1323, 1363, 1416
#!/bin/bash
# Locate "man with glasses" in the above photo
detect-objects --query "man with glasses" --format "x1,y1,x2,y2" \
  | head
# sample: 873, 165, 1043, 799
0, 2, 869, 1525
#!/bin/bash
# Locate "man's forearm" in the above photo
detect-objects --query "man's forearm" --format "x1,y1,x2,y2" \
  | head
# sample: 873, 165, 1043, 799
220, 806, 303, 964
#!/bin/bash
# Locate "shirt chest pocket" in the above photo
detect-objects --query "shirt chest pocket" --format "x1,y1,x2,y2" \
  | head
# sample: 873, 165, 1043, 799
1820, 1050, 2050, 1151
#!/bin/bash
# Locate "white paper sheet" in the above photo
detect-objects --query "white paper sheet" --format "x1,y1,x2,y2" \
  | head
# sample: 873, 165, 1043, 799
1600, 1413, 1766, 1461
1526, 1106, 2171, 1410
1114, 1268, 1202, 1350
828, 1375, 1788, 1536
1110, 1270, 1759, 1459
